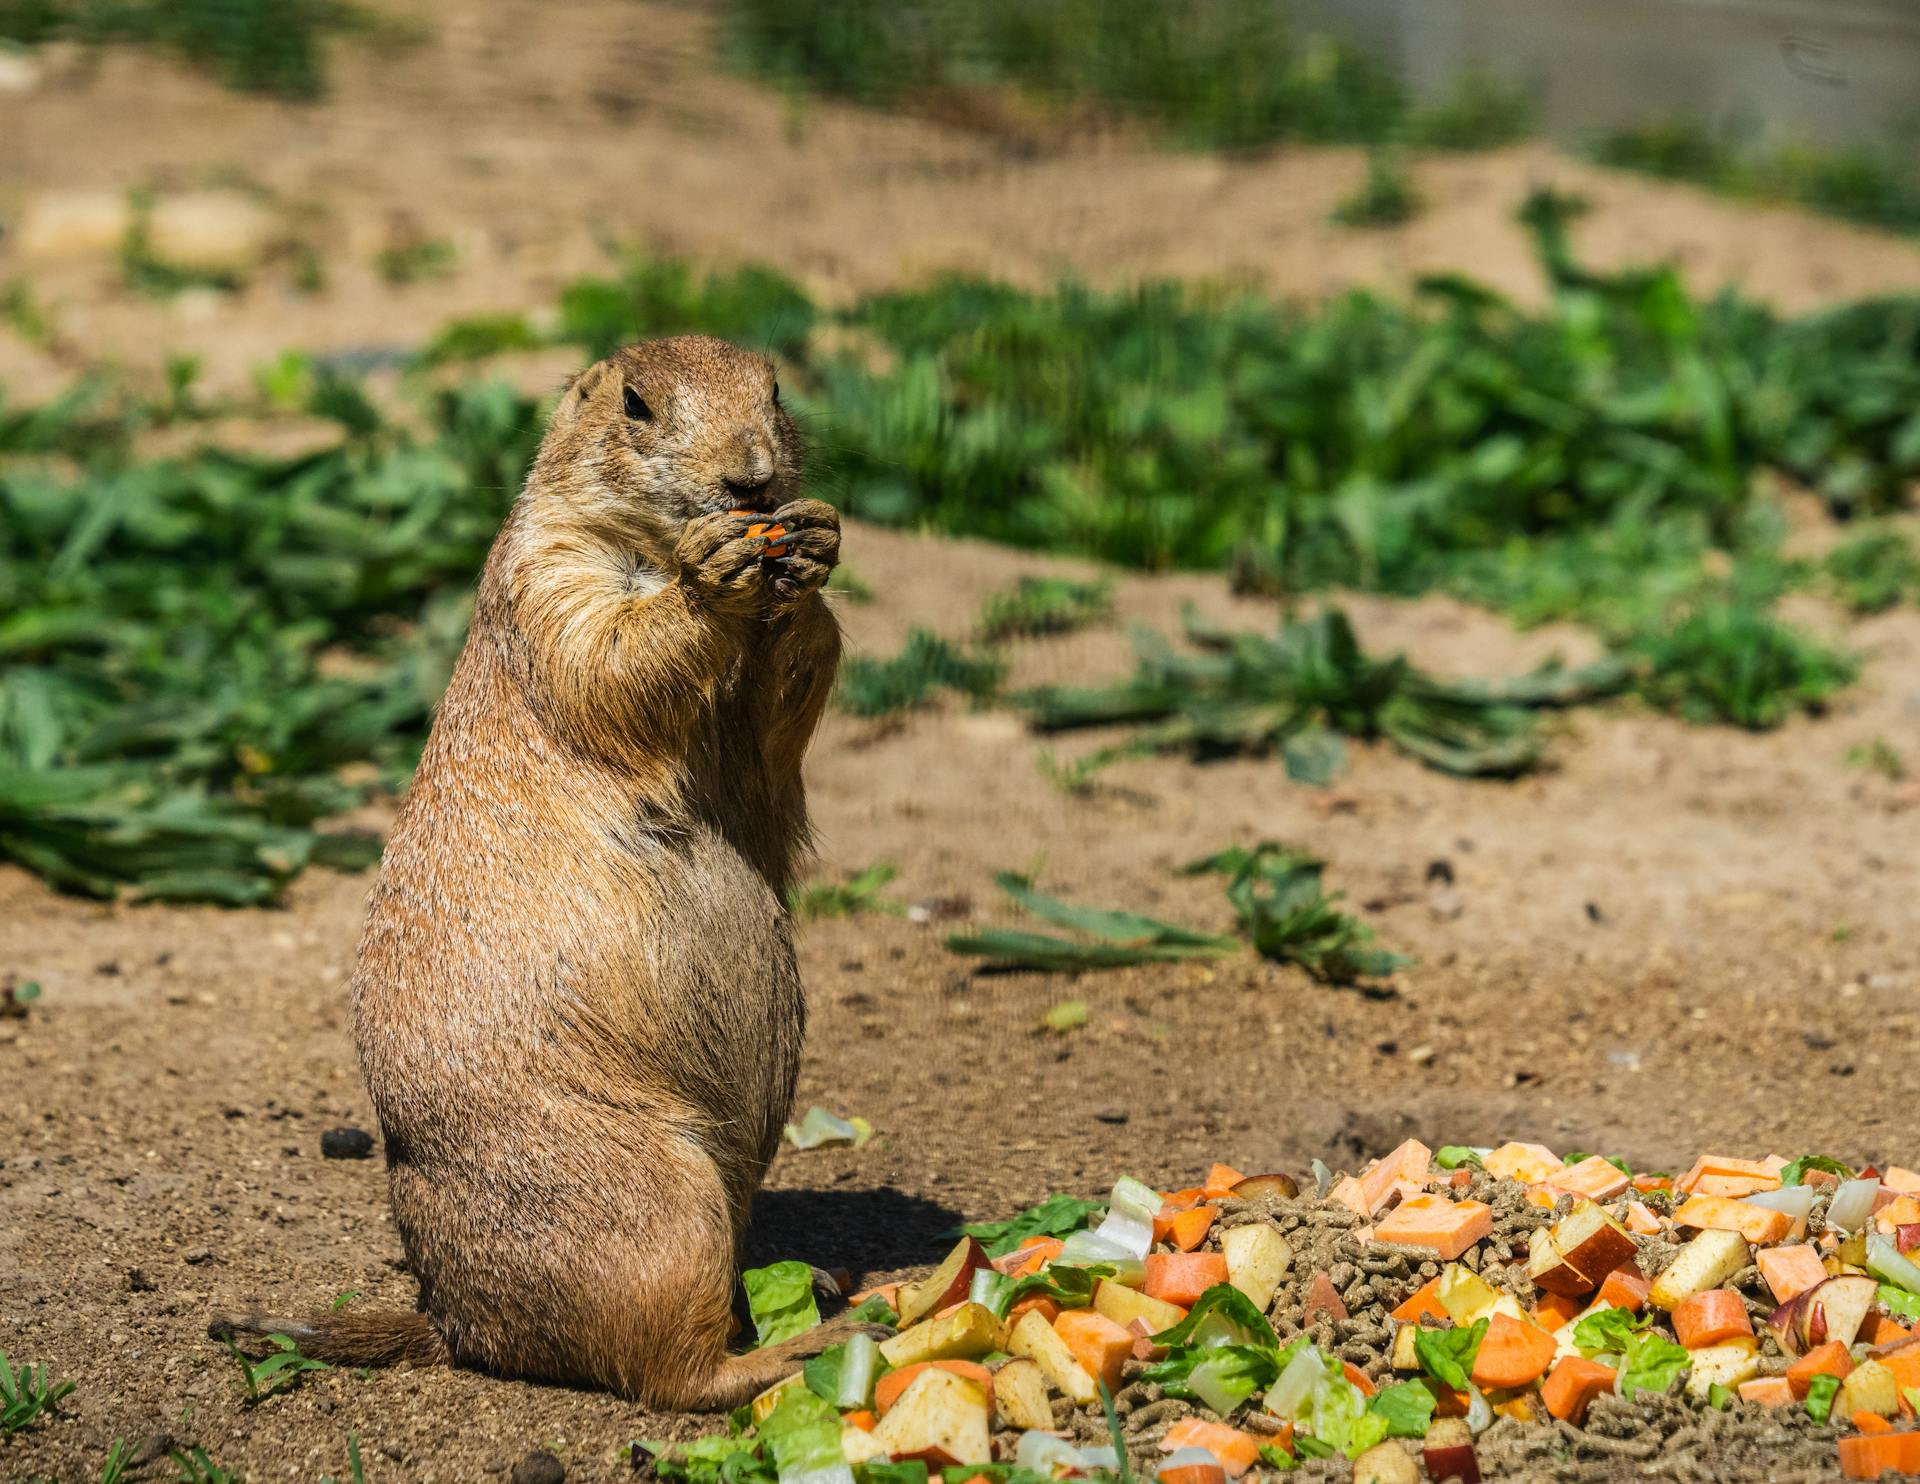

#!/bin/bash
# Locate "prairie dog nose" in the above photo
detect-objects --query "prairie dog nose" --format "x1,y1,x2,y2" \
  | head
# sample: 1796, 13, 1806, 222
723, 435, 776, 505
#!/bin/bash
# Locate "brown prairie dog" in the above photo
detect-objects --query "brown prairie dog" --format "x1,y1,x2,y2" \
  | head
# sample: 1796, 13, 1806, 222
217, 336, 860, 1407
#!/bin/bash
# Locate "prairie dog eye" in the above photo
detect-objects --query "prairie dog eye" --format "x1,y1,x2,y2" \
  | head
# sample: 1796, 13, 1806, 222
623, 386, 651, 421
771, 380, 781, 406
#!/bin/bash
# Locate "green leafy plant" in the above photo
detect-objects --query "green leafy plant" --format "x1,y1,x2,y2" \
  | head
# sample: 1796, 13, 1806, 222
1847, 738, 1906, 782
1016, 607, 1627, 781
945, 871, 1238, 972
786, 862, 899, 918
169, 1446, 241, 1484
1, 979, 41, 1018
224, 1332, 331, 1401
374, 238, 458, 287
99, 1437, 133, 1484
320, 1431, 366, 1484
1590, 119, 1920, 236
1186, 843, 1408, 986
977, 576, 1114, 642
959, 1192, 1106, 1256
1332, 151, 1421, 227
1824, 528, 1919, 614
0, 1349, 74, 1435
1629, 601, 1856, 729
837, 631, 1004, 717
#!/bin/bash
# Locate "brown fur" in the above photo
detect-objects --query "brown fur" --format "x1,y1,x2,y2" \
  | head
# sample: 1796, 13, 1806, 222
215, 337, 854, 1407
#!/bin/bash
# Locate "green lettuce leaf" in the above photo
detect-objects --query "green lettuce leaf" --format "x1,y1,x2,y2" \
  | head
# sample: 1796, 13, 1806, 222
1571, 1305, 1652, 1354
1804, 1371, 1842, 1423
1781, 1155, 1854, 1186
1618, 1331, 1690, 1398
1414, 1319, 1487, 1393
744, 1261, 821, 1348
959, 1194, 1106, 1257
1368, 1381, 1436, 1438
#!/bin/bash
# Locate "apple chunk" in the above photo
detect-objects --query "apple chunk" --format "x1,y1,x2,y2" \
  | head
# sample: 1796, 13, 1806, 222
1006, 1308, 1098, 1405
896, 1236, 991, 1328
1220, 1224, 1294, 1312
1648, 1229, 1750, 1311
990, 1356, 1054, 1431
1528, 1202, 1637, 1296
1766, 1274, 1880, 1356
880, 1302, 1003, 1367
1683, 1337, 1759, 1399
868, 1367, 992, 1467
1422, 1417, 1480, 1484
1835, 1359, 1903, 1420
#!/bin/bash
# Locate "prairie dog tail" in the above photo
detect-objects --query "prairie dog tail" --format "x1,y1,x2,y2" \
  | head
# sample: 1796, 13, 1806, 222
210, 1306, 449, 1368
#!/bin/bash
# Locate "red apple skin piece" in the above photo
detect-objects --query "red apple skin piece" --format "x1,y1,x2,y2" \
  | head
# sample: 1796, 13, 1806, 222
1769, 1276, 1880, 1356
1423, 1421, 1481, 1484
896, 1237, 992, 1329
1302, 1271, 1349, 1327
1899, 1224, 1920, 1255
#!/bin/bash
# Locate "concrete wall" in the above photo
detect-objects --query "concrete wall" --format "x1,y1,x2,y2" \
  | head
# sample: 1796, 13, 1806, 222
1288, 0, 1920, 149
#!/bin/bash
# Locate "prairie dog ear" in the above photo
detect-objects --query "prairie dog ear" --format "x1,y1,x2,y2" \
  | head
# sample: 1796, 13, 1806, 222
551, 362, 609, 430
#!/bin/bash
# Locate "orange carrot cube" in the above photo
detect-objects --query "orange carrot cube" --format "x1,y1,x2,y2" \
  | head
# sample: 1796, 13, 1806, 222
1757, 1245, 1829, 1304
1541, 1356, 1617, 1423
1053, 1309, 1135, 1394
1202, 1164, 1246, 1198
1373, 1195, 1493, 1260
1671, 1289, 1754, 1349
1596, 1265, 1650, 1313
1144, 1252, 1229, 1307
1737, 1376, 1795, 1408
1390, 1276, 1448, 1324
1787, 1340, 1853, 1399
1160, 1419, 1261, 1478
1671, 1194, 1792, 1246
1469, 1313, 1558, 1390
1168, 1206, 1217, 1252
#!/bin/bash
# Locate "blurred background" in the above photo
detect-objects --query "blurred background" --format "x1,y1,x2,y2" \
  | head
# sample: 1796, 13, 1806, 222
3, 3, 1920, 1478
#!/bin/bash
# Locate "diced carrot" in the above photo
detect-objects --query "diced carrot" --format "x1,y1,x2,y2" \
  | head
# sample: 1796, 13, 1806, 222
1157, 1466, 1226, 1484
1469, 1313, 1558, 1390
1342, 1361, 1376, 1397
1163, 1187, 1207, 1207
1534, 1290, 1586, 1331
1391, 1276, 1448, 1324
1536, 1157, 1631, 1204
1879, 1341, 1920, 1395
1373, 1195, 1493, 1260
1007, 1295, 1061, 1328
1541, 1356, 1617, 1424
1884, 1167, 1920, 1196
1877, 1197, 1920, 1235
1867, 1315, 1914, 1349
1671, 1194, 1792, 1246
1855, 1413, 1897, 1435
1838, 1432, 1920, 1481
1624, 1200, 1663, 1236
1483, 1142, 1561, 1185
992, 1236, 1064, 1277
1693, 1173, 1783, 1199
1144, 1252, 1230, 1307
1327, 1175, 1371, 1219
1596, 1266, 1650, 1313
1672, 1289, 1754, 1350
1787, 1340, 1854, 1400
844, 1410, 878, 1431
875, 1361, 993, 1415
1357, 1140, 1434, 1212
1632, 1173, 1674, 1195
1677, 1155, 1782, 1196
1161, 1419, 1262, 1478
1758, 1245, 1831, 1304
1390, 1274, 1443, 1320
1202, 1164, 1247, 1198
1738, 1376, 1796, 1408
1169, 1206, 1217, 1253
1054, 1309, 1135, 1393
1429, 1384, 1471, 1417
848, 1282, 900, 1307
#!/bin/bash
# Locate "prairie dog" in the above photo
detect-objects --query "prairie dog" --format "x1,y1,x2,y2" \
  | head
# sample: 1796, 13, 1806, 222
219, 336, 855, 1407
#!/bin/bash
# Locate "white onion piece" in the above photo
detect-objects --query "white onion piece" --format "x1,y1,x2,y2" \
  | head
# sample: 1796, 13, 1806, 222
1056, 1230, 1136, 1268
1015, 1431, 1085, 1476
1743, 1185, 1816, 1239
1466, 1385, 1493, 1435
1828, 1178, 1881, 1233
1867, 1233, 1920, 1296
1076, 1176, 1160, 1262
1312, 1159, 1334, 1198
1264, 1343, 1324, 1420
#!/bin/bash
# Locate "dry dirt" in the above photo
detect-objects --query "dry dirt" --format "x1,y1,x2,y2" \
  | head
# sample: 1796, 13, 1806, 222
4, 4, 1920, 1482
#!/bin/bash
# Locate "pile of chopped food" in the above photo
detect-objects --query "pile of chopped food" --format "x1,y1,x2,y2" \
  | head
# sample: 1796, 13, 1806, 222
639, 1144, 1920, 1484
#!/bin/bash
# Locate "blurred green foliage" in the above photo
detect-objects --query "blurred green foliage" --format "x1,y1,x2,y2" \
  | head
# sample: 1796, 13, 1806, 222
723, 0, 1529, 153
0, 0, 374, 98
1590, 120, 1920, 236
2, 209, 1911, 901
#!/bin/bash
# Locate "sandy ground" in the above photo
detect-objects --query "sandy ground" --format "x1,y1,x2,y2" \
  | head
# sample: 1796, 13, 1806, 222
4, 4, 1920, 1481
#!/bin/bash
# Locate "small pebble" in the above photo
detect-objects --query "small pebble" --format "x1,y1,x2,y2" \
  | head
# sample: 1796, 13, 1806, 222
510, 1450, 565, 1484
321, 1126, 376, 1159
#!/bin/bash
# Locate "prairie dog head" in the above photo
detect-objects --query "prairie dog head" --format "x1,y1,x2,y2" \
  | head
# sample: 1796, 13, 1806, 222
533, 335, 806, 561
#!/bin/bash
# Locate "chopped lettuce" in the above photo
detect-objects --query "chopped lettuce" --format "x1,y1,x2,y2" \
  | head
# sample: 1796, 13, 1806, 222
1571, 1305, 1652, 1354
1780, 1155, 1854, 1187
1368, 1380, 1436, 1438
744, 1261, 822, 1347
1618, 1331, 1691, 1398
959, 1194, 1106, 1258
762, 1386, 854, 1484
1433, 1146, 1484, 1171
1414, 1319, 1487, 1393
1804, 1371, 1842, 1423
1306, 1375, 1389, 1459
